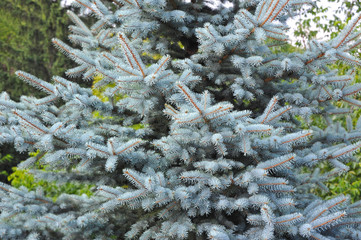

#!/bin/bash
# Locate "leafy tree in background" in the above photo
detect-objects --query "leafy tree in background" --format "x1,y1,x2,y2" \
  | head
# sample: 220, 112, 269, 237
326, 0, 361, 39
295, 0, 361, 46
0, 0, 73, 101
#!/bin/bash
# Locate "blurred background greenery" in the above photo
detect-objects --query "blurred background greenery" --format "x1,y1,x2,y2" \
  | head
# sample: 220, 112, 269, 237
0, 0, 73, 101
1, 0, 361, 202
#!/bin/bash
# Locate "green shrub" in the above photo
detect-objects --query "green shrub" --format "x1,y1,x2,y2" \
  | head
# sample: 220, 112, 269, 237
8, 167, 94, 202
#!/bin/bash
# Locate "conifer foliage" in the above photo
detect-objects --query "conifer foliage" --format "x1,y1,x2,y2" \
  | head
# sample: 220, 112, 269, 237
2, 0, 361, 239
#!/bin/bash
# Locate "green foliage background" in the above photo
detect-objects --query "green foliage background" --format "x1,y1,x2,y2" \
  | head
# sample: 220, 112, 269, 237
0, 0, 73, 101
8, 167, 94, 202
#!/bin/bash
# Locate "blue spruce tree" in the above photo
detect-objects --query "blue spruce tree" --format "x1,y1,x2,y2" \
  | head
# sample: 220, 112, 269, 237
2, 0, 361, 239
